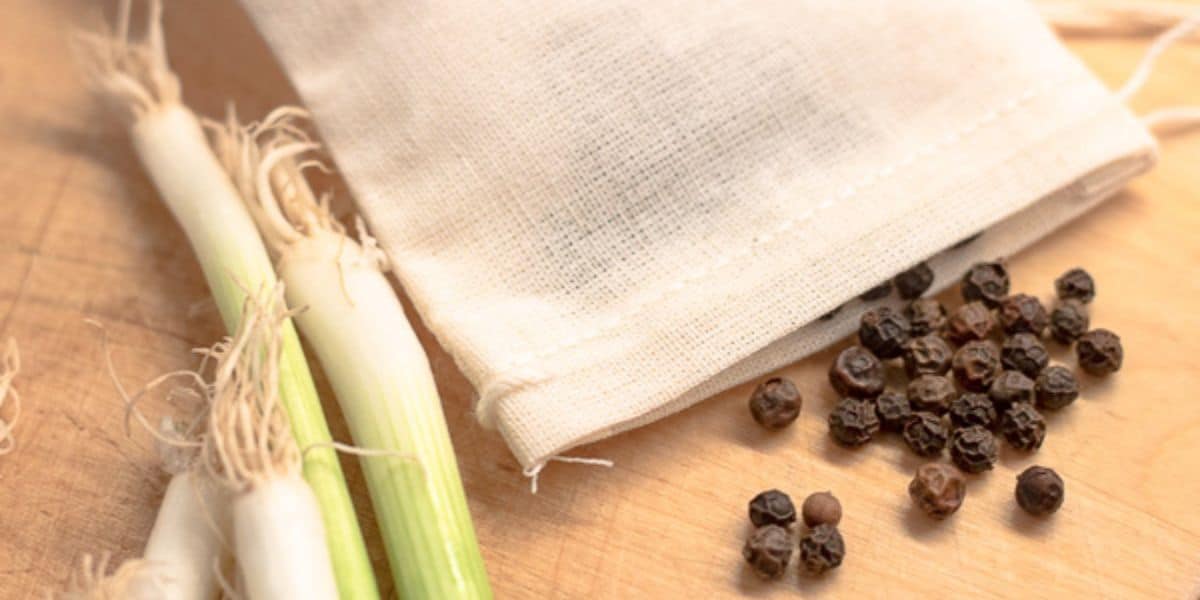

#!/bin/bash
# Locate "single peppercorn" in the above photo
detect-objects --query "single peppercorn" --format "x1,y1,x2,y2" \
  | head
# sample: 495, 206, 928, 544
949, 425, 999, 474
798, 524, 845, 575
908, 462, 966, 519
946, 301, 995, 344
1035, 366, 1079, 410
998, 293, 1049, 336
988, 370, 1036, 411
1049, 300, 1089, 345
1001, 403, 1047, 451
1001, 333, 1049, 378
801, 492, 842, 528
829, 346, 886, 398
859, 306, 911, 359
1015, 466, 1065, 516
1076, 329, 1123, 375
1055, 268, 1095, 303
748, 489, 797, 527
873, 390, 913, 432
902, 412, 949, 457
748, 377, 802, 430
859, 280, 893, 301
894, 262, 935, 300
907, 374, 956, 414
902, 334, 953, 377
743, 525, 792, 579
906, 298, 948, 337
828, 398, 881, 447
948, 393, 997, 429
952, 340, 1002, 392
962, 261, 1010, 307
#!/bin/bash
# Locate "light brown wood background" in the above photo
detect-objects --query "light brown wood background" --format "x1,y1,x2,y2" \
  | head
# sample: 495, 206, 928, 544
2, 1, 1199, 598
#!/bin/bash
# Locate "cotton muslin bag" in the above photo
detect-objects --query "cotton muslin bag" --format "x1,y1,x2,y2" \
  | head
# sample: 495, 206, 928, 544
240, 1, 1155, 474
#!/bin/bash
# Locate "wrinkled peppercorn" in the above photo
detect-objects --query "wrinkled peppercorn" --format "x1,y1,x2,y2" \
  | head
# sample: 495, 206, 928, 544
749, 378, 802, 430
1055, 268, 1095, 304
948, 393, 997, 429
1049, 299, 1089, 344
902, 334, 953, 377
907, 374, 956, 414
998, 293, 1048, 336
906, 298, 948, 337
873, 390, 912, 432
801, 492, 842, 528
908, 462, 966, 519
962, 261, 1010, 307
946, 301, 996, 344
1035, 366, 1079, 410
988, 370, 1036, 411
902, 412, 949, 457
829, 346, 885, 398
859, 281, 894, 301
949, 425, 999, 473
743, 525, 792, 579
748, 489, 797, 527
1001, 333, 1049, 378
894, 262, 935, 300
828, 398, 881, 447
1076, 329, 1123, 375
1015, 466, 1065, 516
798, 524, 845, 574
952, 340, 1002, 392
1001, 403, 1046, 451
859, 307, 911, 359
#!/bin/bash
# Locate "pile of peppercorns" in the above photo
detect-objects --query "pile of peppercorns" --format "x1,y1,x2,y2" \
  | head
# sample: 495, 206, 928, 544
742, 489, 845, 579
743, 261, 1118, 573
826, 261, 1119, 518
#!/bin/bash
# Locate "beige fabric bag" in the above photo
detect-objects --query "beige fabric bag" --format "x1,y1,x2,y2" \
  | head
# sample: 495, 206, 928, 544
240, 0, 1156, 472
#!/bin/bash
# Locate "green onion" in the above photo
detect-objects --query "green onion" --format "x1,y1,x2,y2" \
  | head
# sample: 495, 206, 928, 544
76, 2, 377, 597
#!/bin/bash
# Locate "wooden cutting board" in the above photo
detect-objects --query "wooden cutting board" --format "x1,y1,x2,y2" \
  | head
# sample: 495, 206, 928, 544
2, 1, 1199, 598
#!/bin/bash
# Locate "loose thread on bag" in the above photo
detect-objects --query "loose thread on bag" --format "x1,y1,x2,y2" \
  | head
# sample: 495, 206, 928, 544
523, 455, 615, 495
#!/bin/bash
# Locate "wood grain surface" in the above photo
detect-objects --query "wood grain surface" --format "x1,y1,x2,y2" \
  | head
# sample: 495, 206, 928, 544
2, 1, 1199, 598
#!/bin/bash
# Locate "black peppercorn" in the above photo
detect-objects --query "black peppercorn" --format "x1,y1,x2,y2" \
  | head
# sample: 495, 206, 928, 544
952, 340, 1002, 392
1035, 366, 1079, 410
1015, 466, 1065, 516
1076, 329, 1123, 375
902, 412, 949, 457
748, 489, 797, 527
801, 492, 842, 528
829, 346, 885, 398
894, 262, 934, 300
798, 524, 845, 574
743, 525, 792, 579
859, 280, 893, 301
946, 301, 996, 344
949, 425, 999, 474
828, 398, 880, 447
1000, 403, 1046, 451
907, 374, 956, 414
873, 390, 912, 432
908, 462, 966, 519
962, 261, 1010, 307
1055, 268, 1095, 303
905, 298, 948, 337
1001, 333, 1049, 378
858, 307, 911, 359
988, 370, 1036, 411
902, 334, 953, 377
948, 393, 997, 430
1048, 299, 1089, 344
748, 377, 802, 430
997, 293, 1049, 336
